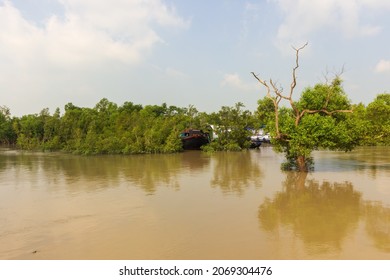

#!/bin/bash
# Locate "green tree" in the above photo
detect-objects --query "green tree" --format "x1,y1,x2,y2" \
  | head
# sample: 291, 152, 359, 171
255, 97, 275, 131
15, 113, 44, 149
60, 104, 96, 152
42, 108, 62, 150
0, 106, 16, 145
252, 44, 359, 171
365, 93, 390, 145
342, 103, 370, 146
204, 102, 254, 151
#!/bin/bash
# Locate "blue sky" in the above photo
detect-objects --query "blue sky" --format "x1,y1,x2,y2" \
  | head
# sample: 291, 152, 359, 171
1, 0, 389, 116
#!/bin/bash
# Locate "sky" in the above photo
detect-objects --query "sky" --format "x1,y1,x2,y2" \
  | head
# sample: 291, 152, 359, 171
1, 0, 389, 117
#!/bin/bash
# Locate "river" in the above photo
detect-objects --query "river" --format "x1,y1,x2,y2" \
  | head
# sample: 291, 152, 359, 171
0, 146, 389, 259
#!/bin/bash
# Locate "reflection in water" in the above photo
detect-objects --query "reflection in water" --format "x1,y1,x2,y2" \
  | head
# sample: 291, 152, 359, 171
1, 147, 390, 259
314, 147, 390, 178
259, 172, 361, 254
0, 149, 263, 196
0, 150, 210, 194
258, 172, 390, 257
364, 202, 390, 253
210, 151, 263, 194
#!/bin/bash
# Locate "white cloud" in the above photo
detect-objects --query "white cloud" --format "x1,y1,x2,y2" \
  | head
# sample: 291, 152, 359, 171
360, 0, 390, 9
165, 67, 187, 78
0, 0, 188, 115
272, 0, 388, 48
0, 0, 188, 66
375, 60, 390, 73
240, 2, 261, 41
221, 73, 255, 90
151, 65, 188, 79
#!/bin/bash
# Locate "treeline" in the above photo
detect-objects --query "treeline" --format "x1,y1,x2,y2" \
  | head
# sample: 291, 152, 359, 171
255, 92, 390, 147
0, 99, 256, 154
348, 93, 390, 146
0, 93, 389, 154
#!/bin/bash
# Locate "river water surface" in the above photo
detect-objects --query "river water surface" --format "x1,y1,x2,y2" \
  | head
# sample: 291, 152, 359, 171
0, 147, 389, 259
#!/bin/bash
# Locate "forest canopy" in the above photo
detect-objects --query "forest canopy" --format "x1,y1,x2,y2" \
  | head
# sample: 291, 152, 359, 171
0, 92, 389, 155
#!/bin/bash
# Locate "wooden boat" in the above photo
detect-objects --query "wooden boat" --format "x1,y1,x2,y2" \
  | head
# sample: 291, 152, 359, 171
249, 135, 262, 148
180, 129, 210, 150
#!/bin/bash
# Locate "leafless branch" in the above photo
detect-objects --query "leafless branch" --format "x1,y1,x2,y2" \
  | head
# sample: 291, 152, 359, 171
323, 65, 346, 85
251, 71, 282, 137
289, 42, 308, 116
290, 42, 308, 98
251, 42, 308, 139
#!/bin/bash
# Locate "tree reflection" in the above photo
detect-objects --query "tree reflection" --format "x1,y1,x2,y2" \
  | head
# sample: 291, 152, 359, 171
364, 201, 390, 253
59, 152, 210, 194
259, 172, 362, 254
0, 151, 211, 194
120, 152, 210, 194
259, 172, 390, 256
210, 151, 263, 195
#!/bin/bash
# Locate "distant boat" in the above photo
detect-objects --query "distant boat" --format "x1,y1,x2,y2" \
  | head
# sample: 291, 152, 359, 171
249, 135, 262, 149
180, 129, 210, 150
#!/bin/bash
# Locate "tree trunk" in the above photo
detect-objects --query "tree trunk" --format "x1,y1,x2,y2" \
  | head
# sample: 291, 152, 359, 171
296, 155, 308, 172
285, 171, 308, 190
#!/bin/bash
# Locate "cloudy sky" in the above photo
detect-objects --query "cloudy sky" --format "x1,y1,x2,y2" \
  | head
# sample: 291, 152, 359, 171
1, 0, 389, 116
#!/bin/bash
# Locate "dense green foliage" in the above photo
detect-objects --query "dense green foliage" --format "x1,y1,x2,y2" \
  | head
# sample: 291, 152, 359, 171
281, 79, 360, 170
250, 43, 389, 171
202, 102, 255, 152
360, 94, 390, 146
0, 92, 389, 156
255, 97, 275, 128
0, 106, 16, 145
255, 79, 390, 170
0, 99, 256, 154
7, 99, 196, 154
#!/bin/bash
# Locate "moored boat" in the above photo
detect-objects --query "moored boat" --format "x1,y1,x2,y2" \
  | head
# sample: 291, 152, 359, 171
249, 135, 262, 148
180, 129, 210, 150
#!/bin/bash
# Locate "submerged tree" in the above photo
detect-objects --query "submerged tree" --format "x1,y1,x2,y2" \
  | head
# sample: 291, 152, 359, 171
251, 43, 359, 171
365, 93, 390, 145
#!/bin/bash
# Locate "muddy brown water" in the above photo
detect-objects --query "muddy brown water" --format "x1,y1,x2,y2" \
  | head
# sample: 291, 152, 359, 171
0, 147, 389, 259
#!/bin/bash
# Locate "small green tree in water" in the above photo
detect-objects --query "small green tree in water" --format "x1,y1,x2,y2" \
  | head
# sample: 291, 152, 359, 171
251, 43, 359, 171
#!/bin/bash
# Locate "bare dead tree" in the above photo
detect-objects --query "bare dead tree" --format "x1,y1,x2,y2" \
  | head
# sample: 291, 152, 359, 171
251, 42, 308, 139
251, 42, 352, 136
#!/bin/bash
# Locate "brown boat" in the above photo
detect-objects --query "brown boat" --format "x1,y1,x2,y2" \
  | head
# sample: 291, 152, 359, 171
180, 129, 210, 150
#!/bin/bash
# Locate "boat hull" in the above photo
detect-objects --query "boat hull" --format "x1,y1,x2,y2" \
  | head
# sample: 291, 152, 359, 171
182, 135, 209, 150
180, 129, 210, 150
